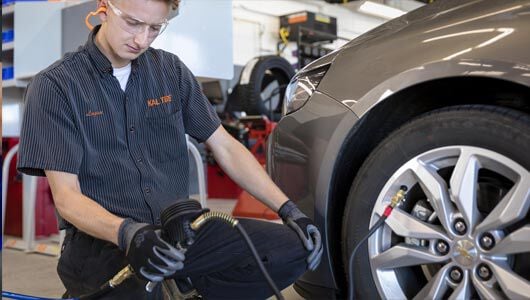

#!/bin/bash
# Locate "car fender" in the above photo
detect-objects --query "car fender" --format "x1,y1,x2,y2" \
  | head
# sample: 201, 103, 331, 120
346, 58, 530, 118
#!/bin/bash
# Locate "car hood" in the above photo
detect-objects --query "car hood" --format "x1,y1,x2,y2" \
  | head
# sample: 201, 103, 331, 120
307, 0, 530, 112
301, 0, 472, 72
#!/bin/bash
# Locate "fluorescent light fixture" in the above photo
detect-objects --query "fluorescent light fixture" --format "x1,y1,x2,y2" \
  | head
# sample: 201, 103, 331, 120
358, 1, 406, 20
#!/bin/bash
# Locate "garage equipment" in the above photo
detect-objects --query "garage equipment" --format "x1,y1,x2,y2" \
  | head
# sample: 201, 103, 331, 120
279, 11, 337, 43
208, 115, 276, 198
278, 11, 337, 69
230, 115, 276, 165
209, 116, 280, 220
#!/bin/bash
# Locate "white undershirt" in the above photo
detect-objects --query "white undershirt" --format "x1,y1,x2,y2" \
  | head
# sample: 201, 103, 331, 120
113, 63, 132, 91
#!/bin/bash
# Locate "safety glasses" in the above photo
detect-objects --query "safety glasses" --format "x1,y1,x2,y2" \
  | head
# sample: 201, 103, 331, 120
107, 0, 169, 38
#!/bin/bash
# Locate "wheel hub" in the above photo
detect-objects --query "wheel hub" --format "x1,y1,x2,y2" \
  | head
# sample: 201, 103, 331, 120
452, 239, 477, 268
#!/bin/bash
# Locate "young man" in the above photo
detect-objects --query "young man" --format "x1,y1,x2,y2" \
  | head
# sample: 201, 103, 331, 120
17, 0, 322, 298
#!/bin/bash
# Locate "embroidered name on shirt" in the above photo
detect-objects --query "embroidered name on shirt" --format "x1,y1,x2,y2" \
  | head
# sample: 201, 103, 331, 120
85, 111, 103, 117
147, 95, 172, 107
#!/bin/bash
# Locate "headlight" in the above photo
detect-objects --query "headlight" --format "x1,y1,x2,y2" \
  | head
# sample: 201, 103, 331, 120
282, 65, 330, 115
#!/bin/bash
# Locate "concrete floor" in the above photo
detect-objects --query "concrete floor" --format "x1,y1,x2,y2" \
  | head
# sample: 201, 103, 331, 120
2, 199, 304, 299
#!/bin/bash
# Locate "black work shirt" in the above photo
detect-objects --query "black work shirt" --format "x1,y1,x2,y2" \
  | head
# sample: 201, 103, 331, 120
17, 26, 221, 228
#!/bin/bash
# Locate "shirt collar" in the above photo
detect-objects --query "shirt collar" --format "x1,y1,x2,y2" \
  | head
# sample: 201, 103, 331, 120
85, 25, 141, 76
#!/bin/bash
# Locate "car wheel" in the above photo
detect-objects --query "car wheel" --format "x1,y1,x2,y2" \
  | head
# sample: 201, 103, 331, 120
342, 105, 530, 299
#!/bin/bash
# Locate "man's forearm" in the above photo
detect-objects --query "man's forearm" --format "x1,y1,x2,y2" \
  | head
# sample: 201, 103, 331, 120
45, 170, 123, 245
56, 190, 124, 244
212, 137, 289, 211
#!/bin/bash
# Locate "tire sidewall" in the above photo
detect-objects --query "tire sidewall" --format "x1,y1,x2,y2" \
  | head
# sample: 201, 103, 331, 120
342, 105, 530, 298
249, 57, 294, 115
226, 56, 295, 119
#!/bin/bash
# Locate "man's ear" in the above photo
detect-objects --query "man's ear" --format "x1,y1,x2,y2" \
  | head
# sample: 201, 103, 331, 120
95, 0, 109, 22
85, 1, 108, 30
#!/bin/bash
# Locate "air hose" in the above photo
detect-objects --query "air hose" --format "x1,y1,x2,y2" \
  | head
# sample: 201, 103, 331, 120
347, 186, 407, 300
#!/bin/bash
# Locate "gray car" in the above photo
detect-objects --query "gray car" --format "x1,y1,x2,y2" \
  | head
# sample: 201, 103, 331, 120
267, 0, 530, 299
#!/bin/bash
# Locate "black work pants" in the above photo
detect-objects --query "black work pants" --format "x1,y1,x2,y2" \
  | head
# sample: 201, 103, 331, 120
57, 218, 308, 299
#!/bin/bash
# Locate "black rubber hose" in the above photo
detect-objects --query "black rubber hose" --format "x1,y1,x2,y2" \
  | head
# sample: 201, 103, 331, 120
235, 223, 285, 300
77, 282, 113, 300
347, 216, 387, 300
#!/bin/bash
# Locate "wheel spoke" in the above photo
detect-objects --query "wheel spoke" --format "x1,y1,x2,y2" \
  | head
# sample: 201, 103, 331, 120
471, 274, 504, 300
490, 225, 530, 255
386, 208, 449, 241
489, 261, 530, 299
476, 176, 530, 233
449, 270, 471, 300
372, 244, 446, 269
412, 160, 455, 235
413, 264, 450, 300
449, 149, 480, 230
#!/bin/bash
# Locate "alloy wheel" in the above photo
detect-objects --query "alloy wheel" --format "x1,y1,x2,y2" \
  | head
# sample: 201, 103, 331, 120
368, 145, 530, 299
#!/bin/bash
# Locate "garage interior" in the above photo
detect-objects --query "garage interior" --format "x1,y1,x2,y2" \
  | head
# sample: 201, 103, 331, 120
3, 0, 530, 299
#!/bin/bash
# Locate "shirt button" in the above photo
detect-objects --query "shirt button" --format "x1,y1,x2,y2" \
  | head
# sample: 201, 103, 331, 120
145, 187, 151, 194
137, 158, 143, 163
129, 126, 135, 132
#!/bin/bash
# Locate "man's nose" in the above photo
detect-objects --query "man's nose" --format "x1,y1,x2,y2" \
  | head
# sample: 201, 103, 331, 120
134, 27, 151, 48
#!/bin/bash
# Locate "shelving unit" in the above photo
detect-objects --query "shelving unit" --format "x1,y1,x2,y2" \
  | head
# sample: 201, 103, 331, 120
2, 3, 15, 84
2, 3, 14, 15
2, 1, 64, 89
2, 41, 14, 51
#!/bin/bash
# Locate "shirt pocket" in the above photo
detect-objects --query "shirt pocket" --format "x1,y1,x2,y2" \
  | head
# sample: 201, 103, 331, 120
145, 111, 187, 163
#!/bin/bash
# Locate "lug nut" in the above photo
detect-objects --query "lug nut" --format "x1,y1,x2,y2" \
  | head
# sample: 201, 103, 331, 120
449, 267, 463, 283
453, 218, 467, 235
436, 240, 450, 255
479, 233, 495, 250
477, 263, 492, 281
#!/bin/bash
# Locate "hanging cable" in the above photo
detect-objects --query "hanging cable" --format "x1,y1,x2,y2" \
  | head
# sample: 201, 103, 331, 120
347, 186, 407, 300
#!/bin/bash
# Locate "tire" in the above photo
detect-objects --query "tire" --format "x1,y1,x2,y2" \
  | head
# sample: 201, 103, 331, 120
225, 55, 295, 121
342, 105, 530, 299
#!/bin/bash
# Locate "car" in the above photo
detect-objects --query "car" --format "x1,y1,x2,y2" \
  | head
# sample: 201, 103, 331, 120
266, 0, 530, 299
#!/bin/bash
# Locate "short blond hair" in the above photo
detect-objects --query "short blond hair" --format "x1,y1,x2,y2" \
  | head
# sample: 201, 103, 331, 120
97, 0, 180, 19
98, 0, 180, 14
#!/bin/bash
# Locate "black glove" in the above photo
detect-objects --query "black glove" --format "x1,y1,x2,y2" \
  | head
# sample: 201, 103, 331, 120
278, 200, 323, 271
118, 219, 185, 282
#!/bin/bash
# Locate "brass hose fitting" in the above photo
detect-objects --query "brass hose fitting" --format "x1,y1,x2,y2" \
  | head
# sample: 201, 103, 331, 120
390, 186, 408, 208
109, 265, 135, 288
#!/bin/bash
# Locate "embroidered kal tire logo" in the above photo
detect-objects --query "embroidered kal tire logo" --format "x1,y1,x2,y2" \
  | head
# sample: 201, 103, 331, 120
147, 95, 172, 107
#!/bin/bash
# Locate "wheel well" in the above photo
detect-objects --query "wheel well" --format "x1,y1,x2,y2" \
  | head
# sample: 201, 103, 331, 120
327, 76, 530, 293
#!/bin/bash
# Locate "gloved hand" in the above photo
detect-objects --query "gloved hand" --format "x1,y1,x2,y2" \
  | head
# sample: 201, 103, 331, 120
118, 219, 185, 282
278, 200, 323, 271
